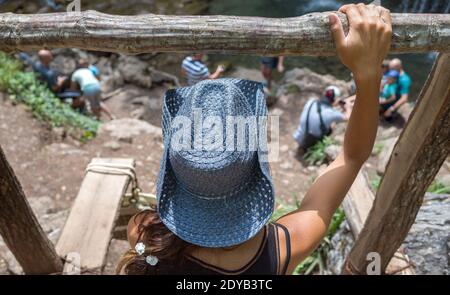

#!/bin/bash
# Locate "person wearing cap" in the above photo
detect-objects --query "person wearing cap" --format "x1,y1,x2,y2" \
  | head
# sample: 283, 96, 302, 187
181, 53, 225, 86
293, 85, 352, 152
118, 4, 392, 275
380, 59, 390, 91
383, 58, 412, 118
379, 69, 400, 115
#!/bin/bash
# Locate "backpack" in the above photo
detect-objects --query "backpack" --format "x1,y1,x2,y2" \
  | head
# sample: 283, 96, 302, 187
301, 100, 330, 150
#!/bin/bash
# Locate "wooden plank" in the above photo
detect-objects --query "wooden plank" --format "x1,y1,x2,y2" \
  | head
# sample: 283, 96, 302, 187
342, 171, 374, 236
343, 53, 450, 274
0, 144, 63, 274
342, 170, 415, 275
56, 158, 134, 271
0, 11, 449, 55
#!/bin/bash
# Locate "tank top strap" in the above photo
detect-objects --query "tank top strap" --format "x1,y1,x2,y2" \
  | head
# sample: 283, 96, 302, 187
272, 222, 292, 275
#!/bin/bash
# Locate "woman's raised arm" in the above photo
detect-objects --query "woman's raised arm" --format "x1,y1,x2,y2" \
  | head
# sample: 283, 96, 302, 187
277, 3, 392, 274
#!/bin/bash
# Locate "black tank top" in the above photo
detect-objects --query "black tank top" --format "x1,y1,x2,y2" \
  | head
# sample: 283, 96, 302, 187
179, 223, 291, 275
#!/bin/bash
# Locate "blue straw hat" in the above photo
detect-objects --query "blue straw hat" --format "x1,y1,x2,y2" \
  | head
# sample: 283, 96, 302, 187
156, 78, 275, 248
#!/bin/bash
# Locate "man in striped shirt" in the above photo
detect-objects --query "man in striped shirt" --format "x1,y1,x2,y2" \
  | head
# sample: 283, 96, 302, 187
181, 53, 225, 86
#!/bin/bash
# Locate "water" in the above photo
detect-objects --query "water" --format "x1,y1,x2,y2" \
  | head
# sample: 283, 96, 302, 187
207, 0, 448, 100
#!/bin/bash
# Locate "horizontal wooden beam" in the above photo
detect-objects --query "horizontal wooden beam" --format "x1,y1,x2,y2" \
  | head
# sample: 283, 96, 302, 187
0, 11, 449, 55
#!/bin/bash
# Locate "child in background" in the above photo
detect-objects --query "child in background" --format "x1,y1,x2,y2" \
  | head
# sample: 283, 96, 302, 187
379, 70, 400, 116
380, 59, 390, 91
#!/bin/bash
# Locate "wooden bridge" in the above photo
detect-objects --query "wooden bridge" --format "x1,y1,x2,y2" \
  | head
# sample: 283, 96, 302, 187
0, 11, 449, 275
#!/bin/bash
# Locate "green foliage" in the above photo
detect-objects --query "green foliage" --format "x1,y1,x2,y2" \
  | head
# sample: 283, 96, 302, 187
0, 52, 100, 139
303, 136, 335, 166
372, 142, 384, 155
370, 176, 381, 191
271, 200, 346, 275
286, 84, 301, 94
427, 180, 450, 194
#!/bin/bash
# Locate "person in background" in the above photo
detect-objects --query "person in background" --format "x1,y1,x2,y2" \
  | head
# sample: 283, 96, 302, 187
70, 59, 115, 120
181, 53, 225, 86
380, 59, 390, 91
379, 70, 400, 118
19, 50, 66, 93
19, 50, 84, 109
260, 56, 284, 90
383, 58, 412, 118
293, 85, 352, 152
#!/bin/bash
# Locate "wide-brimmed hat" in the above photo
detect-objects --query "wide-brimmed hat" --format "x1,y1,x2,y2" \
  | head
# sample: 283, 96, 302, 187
156, 78, 275, 248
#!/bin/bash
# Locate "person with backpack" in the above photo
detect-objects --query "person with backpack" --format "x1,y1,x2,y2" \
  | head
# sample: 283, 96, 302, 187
293, 86, 351, 152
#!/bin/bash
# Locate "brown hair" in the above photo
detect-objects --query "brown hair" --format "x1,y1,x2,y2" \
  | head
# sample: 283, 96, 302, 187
116, 210, 192, 275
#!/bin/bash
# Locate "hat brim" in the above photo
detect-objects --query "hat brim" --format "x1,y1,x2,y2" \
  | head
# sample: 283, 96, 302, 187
158, 150, 275, 248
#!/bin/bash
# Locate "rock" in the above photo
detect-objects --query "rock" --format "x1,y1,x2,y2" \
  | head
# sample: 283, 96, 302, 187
117, 56, 153, 89
326, 193, 450, 275
325, 221, 354, 275
130, 96, 149, 106
103, 70, 125, 91
325, 144, 340, 161
280, 161, 293, 170
148, 98, 163, 110
377, 126, 399, 141
278, 94, 291, 107
99, 118, 162, 142
0, 245, 21, 274
279, 68, 353, 98
332, 123, 346, 137
334, 134, 344, 144
149, 67, 180, 87
230, 67, 264, 82
103, 141, 121, 151
402, 193, 450, 275
40, 210, 70, 244
28, 196, 55, 216
0, 257, 9, 275
52, 127, 66, 140
376, 137, 398, 175
397, 102, 413, 121
130, 108, 147, 120
439, 174, 450, 187
280, 145, 289, 152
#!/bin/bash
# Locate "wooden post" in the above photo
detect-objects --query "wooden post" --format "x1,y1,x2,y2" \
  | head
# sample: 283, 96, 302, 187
343, 53, 450, 274
0, 145, 63, 274
342, 170, 415, 275
0, 11, 448, 55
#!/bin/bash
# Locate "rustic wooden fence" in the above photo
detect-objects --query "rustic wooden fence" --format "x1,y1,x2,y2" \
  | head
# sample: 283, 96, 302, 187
0, 11, 449, 275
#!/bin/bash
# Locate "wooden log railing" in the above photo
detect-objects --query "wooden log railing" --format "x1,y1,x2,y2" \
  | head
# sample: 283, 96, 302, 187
0, 11, 449, 55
